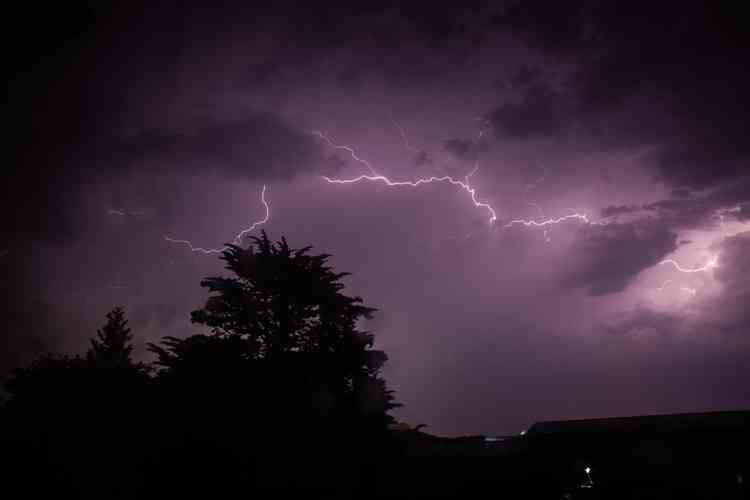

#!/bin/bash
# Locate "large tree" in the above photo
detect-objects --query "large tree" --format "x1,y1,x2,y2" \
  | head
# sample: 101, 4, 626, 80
191, 232, 376, 356
150, 231, 398, 421
147, 233, 399, 494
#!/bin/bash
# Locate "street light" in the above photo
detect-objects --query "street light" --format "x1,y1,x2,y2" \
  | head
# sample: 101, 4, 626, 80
581, 466, 594, 489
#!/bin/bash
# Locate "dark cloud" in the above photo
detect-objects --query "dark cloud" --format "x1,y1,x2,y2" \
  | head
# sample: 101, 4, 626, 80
442, 139, 474, 160
212, 2, 512, 90
562, 221, 678, 296
441, 138, 488, 163
671, 189, 694, 199
5, 111, 321, 248
414, 151, 434, 168
496, 1, 594, 55
642, 177, 750, 230
0, 256, 86, 381
113, 114, 323, 180
490, 83, 568, 139
601, 205, 639, 218
508, 65, 544, 89
493, 2, 749, 190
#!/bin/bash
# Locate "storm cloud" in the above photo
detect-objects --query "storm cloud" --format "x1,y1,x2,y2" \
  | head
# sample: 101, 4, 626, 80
4, 1, 749, 434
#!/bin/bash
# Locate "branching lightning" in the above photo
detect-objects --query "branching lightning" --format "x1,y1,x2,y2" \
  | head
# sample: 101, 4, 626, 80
315, 128, 610, 236
650, 255, 717, 300
525, 202, 552, 243
323, 172, 499, 224
315, 130, 498, 224
311, 131, 378, 176
164, 122, 615, 260
165, 185, 269, 254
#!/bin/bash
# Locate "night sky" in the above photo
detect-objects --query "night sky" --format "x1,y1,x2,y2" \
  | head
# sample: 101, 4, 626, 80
5, 2, 749, 436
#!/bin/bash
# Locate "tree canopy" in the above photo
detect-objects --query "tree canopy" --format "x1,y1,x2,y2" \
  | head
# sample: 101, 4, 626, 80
150, 231, 398, 421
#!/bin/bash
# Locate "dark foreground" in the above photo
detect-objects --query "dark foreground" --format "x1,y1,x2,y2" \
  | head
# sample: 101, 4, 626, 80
2, 409, 747, 499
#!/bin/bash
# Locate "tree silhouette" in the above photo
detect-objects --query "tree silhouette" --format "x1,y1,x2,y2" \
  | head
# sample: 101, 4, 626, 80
1, 237, 402, 497
152, 231, 398, 420
146, 232, 399, 494
3, 353, 87, 405
4, 307, 147, 405
190, 231, 376, 357
2, 307, 150, 499
86, 306, 134, 367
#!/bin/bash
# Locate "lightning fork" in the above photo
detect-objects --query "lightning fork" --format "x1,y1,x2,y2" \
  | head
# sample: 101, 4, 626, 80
316, 131, 498, 224
165, 185, 269, 255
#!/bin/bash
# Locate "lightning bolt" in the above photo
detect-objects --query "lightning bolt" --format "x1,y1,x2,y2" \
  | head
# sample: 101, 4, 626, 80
525, 202, 552, 242
517, 163, 555, 241
311, 131, 378, 176
165, 185, 269, 254
315, 129, 611, 234
322, 173, 498, 224
659, 255, 718, 273
503, 213, 603, 228
315, 131, 498, 224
